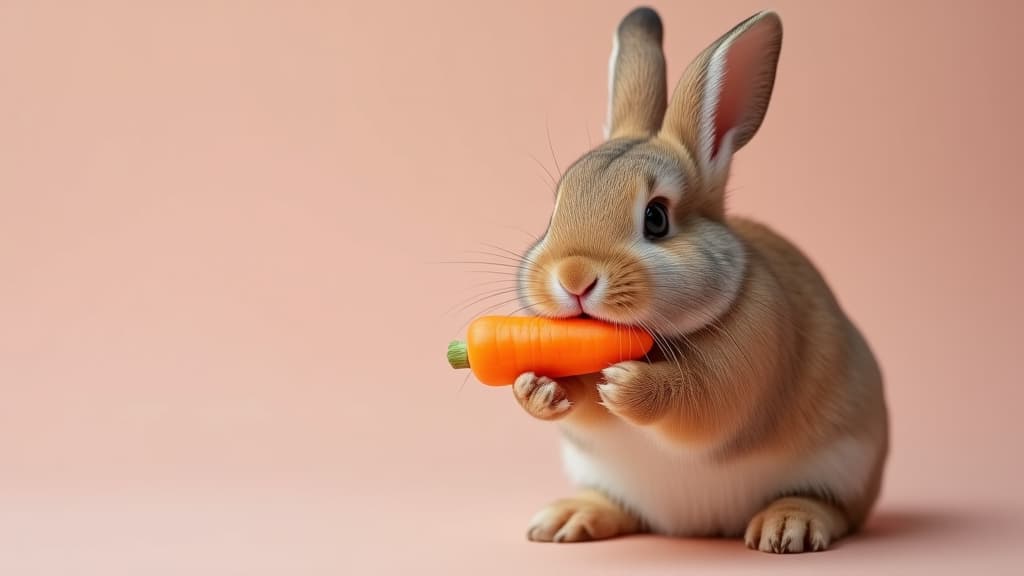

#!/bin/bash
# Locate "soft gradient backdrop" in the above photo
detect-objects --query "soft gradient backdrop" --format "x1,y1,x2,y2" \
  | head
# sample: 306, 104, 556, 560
2, 0, 1022, 574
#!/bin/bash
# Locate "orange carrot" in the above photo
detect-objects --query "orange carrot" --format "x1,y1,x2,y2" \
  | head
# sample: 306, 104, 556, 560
446, 316, 654, 386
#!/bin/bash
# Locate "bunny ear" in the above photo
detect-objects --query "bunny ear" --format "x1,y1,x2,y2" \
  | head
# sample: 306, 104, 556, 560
605, 7, 668, 140
660, 11, 782, 187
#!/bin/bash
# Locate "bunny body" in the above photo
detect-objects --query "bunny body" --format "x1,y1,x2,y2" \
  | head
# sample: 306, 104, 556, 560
512, 8, 888, 553
555, 217, 886, 539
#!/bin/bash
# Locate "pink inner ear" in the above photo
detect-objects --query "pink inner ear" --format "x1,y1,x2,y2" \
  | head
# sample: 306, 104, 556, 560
711, 24, 767, 159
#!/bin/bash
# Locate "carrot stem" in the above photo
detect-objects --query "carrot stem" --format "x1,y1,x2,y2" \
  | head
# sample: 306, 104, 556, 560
447, 340, 470, 370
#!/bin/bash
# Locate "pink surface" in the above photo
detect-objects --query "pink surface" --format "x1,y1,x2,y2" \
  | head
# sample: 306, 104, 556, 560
2, 0, 1023, 574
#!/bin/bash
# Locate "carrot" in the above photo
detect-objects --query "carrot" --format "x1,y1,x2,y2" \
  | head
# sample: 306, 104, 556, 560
446, 316, 654, 386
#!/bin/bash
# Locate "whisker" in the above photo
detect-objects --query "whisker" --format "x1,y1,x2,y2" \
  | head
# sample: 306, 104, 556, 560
497, 225, 545, 243
636, 306, 689, 397
451, 297, 554, 340
435, 260, 525, 270
457, 367, 476, 395
445, 287, 533, 318
457, 270, 523, 277
545, 117, 562, 177
461, 248, 548, 280
527, 152, 557, 189
480, 242, 551, 275
461, 249, 528, 265
647, 293, 761, 388
461, 278, 519, 290
647, 303, 714, 372
459, 252, 541, 278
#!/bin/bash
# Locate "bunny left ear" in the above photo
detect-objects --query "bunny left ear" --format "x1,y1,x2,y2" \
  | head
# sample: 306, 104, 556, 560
660, 11, 783, 189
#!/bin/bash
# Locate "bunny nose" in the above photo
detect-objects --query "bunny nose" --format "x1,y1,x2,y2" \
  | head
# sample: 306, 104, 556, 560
556, 257, 599, 297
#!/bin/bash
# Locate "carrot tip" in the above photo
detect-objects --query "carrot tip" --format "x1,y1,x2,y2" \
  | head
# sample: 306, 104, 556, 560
447, 340, 470, 370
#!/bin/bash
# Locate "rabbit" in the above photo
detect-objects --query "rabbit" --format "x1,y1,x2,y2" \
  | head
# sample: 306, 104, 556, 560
511, 7, 888, 553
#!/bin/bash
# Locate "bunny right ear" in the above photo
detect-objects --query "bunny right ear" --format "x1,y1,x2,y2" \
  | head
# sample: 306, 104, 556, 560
604, 7, 667, 140
659, 11, 782, 190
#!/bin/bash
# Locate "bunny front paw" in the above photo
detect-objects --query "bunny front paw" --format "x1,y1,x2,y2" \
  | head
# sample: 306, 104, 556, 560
514, 372, 574, 421
598, 361, 670, 425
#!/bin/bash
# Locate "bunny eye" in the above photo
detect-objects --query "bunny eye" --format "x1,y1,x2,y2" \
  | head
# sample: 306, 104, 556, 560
644, 200, 670, 239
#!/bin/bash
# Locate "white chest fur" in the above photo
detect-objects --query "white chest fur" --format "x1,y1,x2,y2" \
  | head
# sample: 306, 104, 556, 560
559, 419, 875, 537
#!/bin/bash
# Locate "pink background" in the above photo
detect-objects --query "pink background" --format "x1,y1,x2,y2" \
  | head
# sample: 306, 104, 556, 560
2, 0, 1023, 574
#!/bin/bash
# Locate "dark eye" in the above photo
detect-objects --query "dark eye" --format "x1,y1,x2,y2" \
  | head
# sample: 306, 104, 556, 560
644, 200, 670, 239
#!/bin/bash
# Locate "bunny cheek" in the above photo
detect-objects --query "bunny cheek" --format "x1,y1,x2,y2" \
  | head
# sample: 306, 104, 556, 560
634, 219, 747, 336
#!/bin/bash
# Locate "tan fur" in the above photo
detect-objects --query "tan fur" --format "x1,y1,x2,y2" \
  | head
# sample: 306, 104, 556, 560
513, 8, 888, 553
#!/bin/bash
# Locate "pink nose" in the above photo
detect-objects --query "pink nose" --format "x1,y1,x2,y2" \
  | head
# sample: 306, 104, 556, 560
560, 277, 597, 297
556, 256, 599, 298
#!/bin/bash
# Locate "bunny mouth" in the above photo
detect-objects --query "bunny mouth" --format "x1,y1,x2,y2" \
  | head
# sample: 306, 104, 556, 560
574, 311, 638, 328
